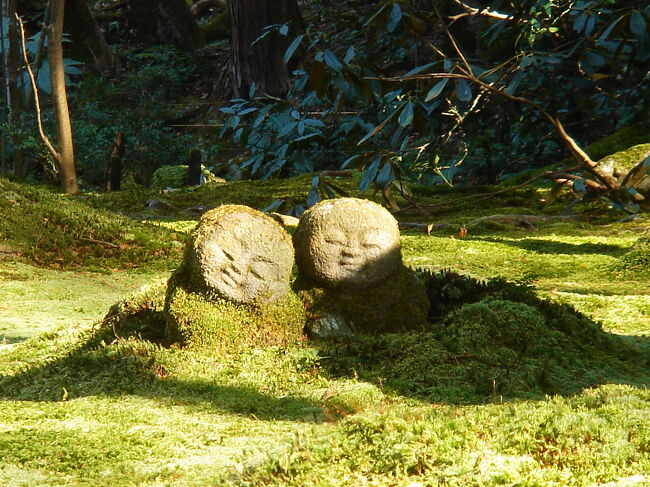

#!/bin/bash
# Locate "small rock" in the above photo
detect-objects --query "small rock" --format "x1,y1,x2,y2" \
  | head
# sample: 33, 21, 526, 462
306, 313, 354, 339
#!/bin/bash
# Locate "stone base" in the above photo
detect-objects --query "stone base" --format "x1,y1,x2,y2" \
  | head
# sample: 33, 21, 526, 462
296, 265, 430, 335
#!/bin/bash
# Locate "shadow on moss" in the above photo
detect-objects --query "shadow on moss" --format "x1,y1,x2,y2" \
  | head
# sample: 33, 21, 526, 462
1, 270, 648, 409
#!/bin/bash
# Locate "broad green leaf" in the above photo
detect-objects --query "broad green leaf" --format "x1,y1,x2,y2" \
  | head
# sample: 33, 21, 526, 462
279, 24, 289, 36
629, 11, 646, 36
263, 199, 284, 213
341, 154, 360, 169
248, 82, 257, 98
284, 34, 304, 64
359, 156, 381, 191
306, 187, 320, 207
455, 79, 472, 102
344, 47, 356, 64
403, 62, 434, 77
573, 13, 587, 33
323, 51, 343, 72
376, 163, 395, 189
596, 16, 624, 46
357, 106, 401, 145
387, 3, 402, 32
398, 101, 414, 127
425, 78, 448, 101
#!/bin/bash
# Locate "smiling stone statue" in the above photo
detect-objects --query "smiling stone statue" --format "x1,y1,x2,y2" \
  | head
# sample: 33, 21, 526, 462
293, 198, 429, 336
164, 205, 305, 350
294, 198, 402, 289
191, 206, 294, 304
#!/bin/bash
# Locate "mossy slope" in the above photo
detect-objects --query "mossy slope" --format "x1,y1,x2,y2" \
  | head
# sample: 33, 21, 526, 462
0, 178, 182, 270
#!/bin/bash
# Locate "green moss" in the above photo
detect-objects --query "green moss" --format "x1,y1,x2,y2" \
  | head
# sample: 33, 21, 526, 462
596, 143, 650, 180
619, 232, 650, 273
586, 125, 650, 162
0, 178, 182, 270
164, 264, 306, 351
103, 279, 168, 342
149, 165, 189, 190
295, 265, 429, 334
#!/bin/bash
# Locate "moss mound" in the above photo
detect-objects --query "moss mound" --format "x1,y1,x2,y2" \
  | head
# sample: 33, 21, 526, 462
150, 165, 189, 190
103, 279, 168, 342
316, 271, 646, 402
164, 264, 306, 351
619, 232, 650, 273
295, 264, 429, 334
0, 178, 182, 269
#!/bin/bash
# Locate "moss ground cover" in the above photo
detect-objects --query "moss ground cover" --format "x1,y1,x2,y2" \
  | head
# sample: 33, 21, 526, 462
0, 177, 649, 486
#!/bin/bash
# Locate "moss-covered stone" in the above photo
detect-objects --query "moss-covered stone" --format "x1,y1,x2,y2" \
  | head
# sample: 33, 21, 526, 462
164, 204, 305, 351
294, 198, 402, 289
597, 143, 650, 183
295, 264, 429, 334
188, 205, 294, 304
150, 164, 222, 190
164, 264, 306, 351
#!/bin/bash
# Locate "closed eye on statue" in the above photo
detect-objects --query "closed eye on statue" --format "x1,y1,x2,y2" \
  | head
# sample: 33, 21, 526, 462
362, 242, 381, 249
249, 269, 263, 279
324, 238, 346, 246
223, 249, 235, 261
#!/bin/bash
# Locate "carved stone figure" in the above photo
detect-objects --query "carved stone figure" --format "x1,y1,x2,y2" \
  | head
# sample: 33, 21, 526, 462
293, 198, 402, 289
164, 205, 304, 350
189, 205, 294, 304
293, 198, 429, 334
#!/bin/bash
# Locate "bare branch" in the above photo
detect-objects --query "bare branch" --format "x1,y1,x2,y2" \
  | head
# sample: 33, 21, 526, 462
15, 13, 59, 163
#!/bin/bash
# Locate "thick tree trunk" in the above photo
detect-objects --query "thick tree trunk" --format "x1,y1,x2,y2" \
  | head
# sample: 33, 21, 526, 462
65, 0, 115, 77
127, 0, 203, 51
229, 0, 302, 97
47, 0, 78, 194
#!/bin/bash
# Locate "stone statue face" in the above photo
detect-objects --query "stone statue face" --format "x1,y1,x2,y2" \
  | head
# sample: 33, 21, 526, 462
193, 210, 293, 304
295, 199, 401, 288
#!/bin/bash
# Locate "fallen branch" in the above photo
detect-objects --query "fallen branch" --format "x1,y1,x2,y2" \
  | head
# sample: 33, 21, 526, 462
467, 214, 586, 227
82, 237, 121, 248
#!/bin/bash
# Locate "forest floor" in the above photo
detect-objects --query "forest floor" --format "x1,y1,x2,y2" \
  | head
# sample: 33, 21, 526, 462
1, 176, 649, 486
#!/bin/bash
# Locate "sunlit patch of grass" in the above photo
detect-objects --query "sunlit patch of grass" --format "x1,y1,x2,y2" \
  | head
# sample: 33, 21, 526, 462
0, 262, 164, 344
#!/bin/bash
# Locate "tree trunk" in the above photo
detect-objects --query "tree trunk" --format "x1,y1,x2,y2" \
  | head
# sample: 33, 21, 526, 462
106, 131, 125, 191
47, 0, 78, 194
127, 0, 203, 51
229, 0, 303, 97
65, 0, 115, 77
187, 149, 202, 186
3, 0, 26, 176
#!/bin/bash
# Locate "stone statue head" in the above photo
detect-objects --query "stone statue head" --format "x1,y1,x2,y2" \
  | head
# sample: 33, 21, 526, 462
190, 205, 294, 304
293, 198, 401, 288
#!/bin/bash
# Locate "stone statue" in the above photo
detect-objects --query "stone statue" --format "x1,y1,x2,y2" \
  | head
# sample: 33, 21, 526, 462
189, 205, 294, 304
164, 205, 305, 350
293, 198, 429, 336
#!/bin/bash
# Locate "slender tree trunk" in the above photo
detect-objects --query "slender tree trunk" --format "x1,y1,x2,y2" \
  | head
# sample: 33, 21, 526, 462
187, 149, 202, 186
65, 0, 115, 77
3, 0, 26, 176
47, 0, 78, 194
229, 0, 303, 97
106, 131, 125, 191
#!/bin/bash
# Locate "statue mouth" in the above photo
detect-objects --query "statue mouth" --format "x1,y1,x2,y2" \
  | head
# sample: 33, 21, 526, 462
222, 268, 243, 288
339, 259, 363, 268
